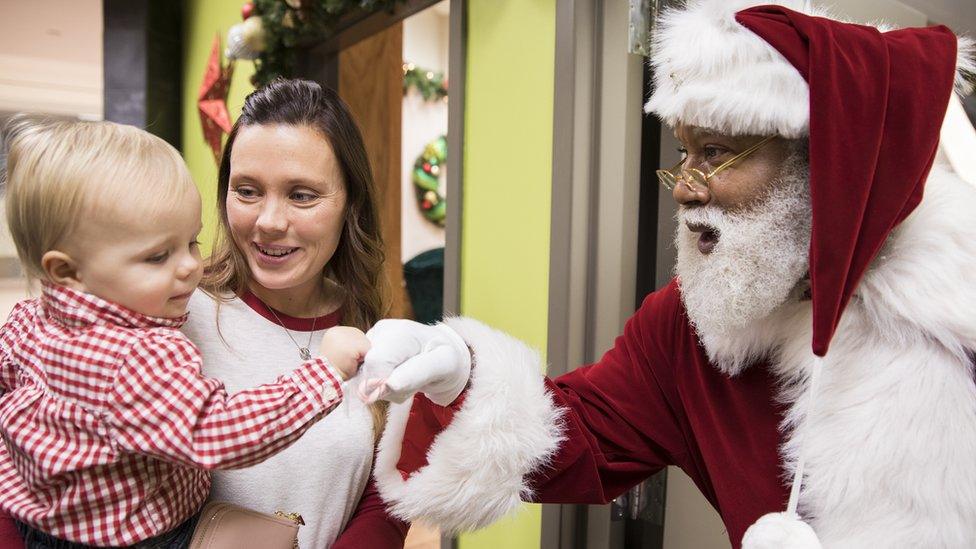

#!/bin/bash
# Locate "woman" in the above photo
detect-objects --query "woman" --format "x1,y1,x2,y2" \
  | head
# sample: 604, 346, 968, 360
0, 78, 408, 549
184, 78, 406, 548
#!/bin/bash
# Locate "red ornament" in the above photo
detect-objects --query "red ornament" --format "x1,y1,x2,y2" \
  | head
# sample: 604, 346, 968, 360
197, 34, 235, 165
241, 2, 254, 20
423, 162, 431, 172
422, 200, 432, 210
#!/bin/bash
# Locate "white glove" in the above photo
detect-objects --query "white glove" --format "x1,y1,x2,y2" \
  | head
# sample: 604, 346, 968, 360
361, 319, 472, 406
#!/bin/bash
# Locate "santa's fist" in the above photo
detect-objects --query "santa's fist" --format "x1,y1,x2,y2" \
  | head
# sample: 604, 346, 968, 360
741, 512, 821, 549
362, 319, 471, 405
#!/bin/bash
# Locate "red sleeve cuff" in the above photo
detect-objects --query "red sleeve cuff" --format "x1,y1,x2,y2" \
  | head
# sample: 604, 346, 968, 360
291, 357, 343, 411
396, 391, 467, 479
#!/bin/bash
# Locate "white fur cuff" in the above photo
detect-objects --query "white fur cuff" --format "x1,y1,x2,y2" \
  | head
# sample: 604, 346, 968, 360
373, 317, 565, 533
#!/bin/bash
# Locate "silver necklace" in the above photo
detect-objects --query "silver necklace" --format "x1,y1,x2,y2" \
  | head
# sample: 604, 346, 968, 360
267, 307, 317, 361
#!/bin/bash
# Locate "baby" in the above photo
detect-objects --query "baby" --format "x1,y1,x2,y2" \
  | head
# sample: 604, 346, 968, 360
0, 118, 367, 547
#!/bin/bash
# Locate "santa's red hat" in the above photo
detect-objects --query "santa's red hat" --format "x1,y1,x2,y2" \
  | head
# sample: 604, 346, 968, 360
645, 0, 973, 358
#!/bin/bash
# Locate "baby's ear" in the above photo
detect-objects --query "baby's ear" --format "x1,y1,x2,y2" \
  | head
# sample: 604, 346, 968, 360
41, 250, 83, 289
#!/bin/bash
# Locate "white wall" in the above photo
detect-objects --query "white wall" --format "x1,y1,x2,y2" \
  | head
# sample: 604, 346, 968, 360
0, 279, 33, 321
664, 468, 730, 548
0, 0, 102, 309
400, 1, 449, 264
0, 0, 103, 119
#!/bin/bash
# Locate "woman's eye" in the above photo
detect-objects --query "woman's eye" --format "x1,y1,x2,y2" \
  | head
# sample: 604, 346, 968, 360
291, 191, 318, 202
233, 187, 258, 198
146, 252, 169, 264
189, 240, 201, 250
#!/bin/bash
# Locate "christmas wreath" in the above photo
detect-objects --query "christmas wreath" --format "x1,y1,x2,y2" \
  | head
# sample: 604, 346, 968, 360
403, 62, 447, 102
413, 135, 447, 225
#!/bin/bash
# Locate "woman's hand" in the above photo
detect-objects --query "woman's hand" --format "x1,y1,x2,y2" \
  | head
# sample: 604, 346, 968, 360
361, 319, 471, 405
319, 326, 370, 381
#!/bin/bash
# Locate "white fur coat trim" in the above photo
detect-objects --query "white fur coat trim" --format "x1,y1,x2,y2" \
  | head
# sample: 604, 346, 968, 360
644, 0, 975, 138
373, 317, 564, 533
706, 168, 976, 547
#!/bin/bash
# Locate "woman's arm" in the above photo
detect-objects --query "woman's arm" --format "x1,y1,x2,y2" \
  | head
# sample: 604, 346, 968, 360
331, 478, 408, 549
0, 511, 24, 549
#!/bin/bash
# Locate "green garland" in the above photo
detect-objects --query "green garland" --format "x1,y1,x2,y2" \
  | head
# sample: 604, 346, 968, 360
403, 63, 448, 102
412, 135, 447, 225
250, 0, 406, 87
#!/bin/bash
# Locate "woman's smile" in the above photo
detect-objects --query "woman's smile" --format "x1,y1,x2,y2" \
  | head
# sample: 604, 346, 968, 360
252, 242, 301, 266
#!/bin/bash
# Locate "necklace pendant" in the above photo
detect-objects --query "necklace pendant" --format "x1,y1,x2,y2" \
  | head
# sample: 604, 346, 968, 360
299, 348, 312, 361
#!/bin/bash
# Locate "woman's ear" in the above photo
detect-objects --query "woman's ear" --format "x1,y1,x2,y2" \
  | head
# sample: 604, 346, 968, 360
41, 250, 85, 290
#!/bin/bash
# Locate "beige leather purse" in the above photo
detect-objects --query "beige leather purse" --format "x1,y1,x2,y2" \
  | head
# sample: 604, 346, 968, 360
188, 501, 304, 549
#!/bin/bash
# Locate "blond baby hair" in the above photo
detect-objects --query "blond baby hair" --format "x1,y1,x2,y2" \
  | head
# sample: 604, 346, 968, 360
2, 116, 196, 281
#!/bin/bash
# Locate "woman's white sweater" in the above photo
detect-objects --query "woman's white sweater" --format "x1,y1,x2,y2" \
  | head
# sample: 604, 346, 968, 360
182, 290, 374, 549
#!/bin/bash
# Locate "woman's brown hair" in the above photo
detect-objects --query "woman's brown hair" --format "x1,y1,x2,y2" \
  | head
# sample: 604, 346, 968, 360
202, 77, 388, 330
202, 78, 388, 436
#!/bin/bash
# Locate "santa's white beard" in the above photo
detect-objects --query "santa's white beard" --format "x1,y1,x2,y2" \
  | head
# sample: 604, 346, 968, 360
675, 153, 812, 342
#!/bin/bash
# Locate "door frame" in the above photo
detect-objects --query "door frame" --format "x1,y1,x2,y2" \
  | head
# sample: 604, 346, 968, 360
544, 0, 651, 547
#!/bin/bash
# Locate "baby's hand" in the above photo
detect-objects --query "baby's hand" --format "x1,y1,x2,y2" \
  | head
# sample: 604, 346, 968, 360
319, 326, 370, 381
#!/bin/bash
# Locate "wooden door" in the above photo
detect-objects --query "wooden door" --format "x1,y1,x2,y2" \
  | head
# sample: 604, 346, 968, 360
338, 23, 412, 319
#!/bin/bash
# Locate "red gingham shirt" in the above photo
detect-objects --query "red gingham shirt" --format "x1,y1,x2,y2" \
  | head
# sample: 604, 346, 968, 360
0, 284, 343, 546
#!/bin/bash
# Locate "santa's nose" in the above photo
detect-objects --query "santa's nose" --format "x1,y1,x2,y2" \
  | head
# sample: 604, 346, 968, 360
672, 178, 710, 207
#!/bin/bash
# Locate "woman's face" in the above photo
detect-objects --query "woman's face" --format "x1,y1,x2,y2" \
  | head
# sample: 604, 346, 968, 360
226, 124, 347, 295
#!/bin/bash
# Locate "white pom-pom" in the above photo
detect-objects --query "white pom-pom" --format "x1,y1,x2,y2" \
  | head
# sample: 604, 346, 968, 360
741, 512, 822, 549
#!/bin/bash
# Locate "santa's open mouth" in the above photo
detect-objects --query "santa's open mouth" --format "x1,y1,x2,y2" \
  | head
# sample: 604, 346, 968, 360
687, 223, 720, 255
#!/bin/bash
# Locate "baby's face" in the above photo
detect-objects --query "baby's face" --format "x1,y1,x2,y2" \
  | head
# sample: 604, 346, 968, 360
67, 189, 204, 318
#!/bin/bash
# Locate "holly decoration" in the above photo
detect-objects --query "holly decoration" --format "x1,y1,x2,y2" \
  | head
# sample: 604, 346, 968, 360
412, 135, 447, 225
403, 62, 448, 102
227, 0, 407, 87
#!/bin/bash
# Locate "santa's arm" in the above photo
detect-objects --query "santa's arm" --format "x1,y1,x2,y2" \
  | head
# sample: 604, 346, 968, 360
372, 297, 687, 533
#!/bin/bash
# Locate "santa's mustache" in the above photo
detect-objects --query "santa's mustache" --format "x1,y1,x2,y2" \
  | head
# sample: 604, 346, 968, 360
678, 204, 730, 231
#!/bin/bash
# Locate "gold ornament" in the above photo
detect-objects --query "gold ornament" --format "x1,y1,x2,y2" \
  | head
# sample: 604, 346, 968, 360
225, 16, 267, 60
242, 16, 266, 51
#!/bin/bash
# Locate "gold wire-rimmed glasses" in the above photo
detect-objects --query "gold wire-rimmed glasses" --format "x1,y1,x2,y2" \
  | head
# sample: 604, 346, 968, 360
656, 134, 779, 191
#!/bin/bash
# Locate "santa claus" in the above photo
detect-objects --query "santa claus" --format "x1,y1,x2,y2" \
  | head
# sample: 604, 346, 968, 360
362, 1, 976, 547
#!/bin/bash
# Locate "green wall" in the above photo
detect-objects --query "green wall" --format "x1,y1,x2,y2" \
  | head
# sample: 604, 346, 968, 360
181, 0, 256, 254
458, 0, 556, 547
